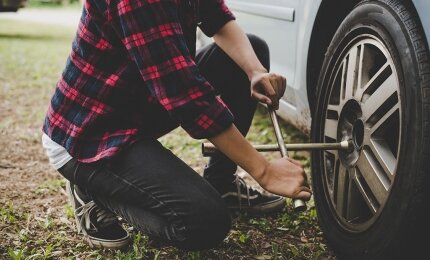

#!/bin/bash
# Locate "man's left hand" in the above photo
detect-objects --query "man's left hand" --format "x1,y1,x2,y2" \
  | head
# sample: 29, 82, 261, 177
250, 70, 287, 110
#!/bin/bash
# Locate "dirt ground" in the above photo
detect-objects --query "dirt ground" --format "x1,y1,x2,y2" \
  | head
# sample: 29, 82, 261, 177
0, 11, 336, 259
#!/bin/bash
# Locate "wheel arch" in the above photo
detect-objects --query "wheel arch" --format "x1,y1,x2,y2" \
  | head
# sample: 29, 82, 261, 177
306, 0, 429, 117
306, 0, 361, 117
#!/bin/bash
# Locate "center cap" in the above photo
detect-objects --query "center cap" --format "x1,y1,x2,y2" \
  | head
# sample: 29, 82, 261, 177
353, 119, 365, 149
338, 100, 363, 167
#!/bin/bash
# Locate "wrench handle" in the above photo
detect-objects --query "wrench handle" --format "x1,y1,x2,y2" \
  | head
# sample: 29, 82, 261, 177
268, 109, 307, 212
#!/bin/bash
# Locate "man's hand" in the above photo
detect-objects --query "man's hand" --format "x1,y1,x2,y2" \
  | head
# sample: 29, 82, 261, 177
257, 157, 312, 200
213, 21, 287, 110
250, 70, 287, 110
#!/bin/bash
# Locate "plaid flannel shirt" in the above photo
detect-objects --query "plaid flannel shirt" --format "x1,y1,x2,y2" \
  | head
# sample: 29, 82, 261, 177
43, 0, 235, 162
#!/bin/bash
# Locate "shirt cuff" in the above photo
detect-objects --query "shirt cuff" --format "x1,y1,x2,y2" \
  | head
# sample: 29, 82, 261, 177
181, 96, 234, 139
199, 8, 236, 37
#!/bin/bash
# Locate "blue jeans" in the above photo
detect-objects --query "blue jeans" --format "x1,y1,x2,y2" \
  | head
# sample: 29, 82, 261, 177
58, 35, 270, 250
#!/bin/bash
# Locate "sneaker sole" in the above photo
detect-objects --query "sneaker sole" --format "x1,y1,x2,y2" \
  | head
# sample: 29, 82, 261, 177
65, 181, 131, 249
228, 197, 286, 214
83, 235, 132, 250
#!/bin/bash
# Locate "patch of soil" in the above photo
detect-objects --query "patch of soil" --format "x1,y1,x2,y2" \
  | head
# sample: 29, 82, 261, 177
0, 123, 79, 245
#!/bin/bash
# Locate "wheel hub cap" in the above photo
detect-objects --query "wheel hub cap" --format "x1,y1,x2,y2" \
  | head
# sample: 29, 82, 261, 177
338, 100, 363, 167
322, 35, 402, 231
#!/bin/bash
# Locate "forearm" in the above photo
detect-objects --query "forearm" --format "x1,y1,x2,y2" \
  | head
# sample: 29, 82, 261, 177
210, 21, 272, 179
213, 20, 267, 79
208, 124, 268, 181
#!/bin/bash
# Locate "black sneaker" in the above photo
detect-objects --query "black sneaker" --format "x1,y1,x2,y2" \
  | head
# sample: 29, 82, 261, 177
216, 176, 286, 214
66, 181, 131, 249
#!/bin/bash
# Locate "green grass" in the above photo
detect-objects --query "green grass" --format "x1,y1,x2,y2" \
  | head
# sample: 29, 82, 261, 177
0, 17, 335, 259
27, 0, 82, 9
35, 178, 66, 195
0, 20, 75, 129
0, 202, 23, 224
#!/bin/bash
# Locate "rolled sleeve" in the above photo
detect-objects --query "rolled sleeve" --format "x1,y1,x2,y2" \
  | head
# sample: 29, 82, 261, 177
110, 0, 234, 139
198, 0, 236, 37
182, 96, 233, 139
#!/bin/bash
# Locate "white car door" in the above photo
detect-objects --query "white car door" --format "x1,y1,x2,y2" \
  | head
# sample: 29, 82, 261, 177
225, 0, 321, 134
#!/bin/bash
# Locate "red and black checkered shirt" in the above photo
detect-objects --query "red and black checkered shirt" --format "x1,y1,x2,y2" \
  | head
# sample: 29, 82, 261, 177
43, 0, 235, 162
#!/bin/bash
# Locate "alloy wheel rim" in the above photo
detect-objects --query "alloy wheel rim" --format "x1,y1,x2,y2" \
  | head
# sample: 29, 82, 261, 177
323, 34, 402, 231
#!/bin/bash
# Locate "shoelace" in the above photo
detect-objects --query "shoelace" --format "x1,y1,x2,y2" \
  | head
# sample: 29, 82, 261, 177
235, 176, 254, 210
74, 200, 118, 245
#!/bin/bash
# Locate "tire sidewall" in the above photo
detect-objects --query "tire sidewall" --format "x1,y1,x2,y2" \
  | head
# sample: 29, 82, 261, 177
311, 1, 425, 259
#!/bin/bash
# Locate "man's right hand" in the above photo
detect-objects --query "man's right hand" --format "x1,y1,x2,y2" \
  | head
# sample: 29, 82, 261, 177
257, 157, 312, 200
208, 124, 312, 201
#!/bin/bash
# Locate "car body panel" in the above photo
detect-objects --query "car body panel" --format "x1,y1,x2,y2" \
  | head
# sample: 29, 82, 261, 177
225, 0, 322, 134
412, 0, 430, 47
225, 0, 429, 135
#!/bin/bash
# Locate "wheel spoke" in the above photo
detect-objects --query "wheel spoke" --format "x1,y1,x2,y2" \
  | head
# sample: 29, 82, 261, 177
369, 103, 400, 134
351, 168, 378, 214
324, 149, 338, 159
335, 163, 349, 216
358, 62, 390, 98
356, 44, 365, 94
355, 149, 390, 205
339, 61, 347, 102
327, 104, 341, 114
362, 73, 397, 120
329, 65, 345, 106
325, 119, 338, 140
366, 139, 396, 179
342, 46, 360, 100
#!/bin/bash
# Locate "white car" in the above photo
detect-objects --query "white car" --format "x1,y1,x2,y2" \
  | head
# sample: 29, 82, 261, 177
0, 0, 27, 12
222, 0, 430, 259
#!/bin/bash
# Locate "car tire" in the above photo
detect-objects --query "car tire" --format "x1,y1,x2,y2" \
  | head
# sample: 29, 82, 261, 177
311, 0, 430, 259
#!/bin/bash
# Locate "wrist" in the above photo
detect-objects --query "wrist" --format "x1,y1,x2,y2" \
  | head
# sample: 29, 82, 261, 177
247, 67, 268, 81
248, 154, 269, 184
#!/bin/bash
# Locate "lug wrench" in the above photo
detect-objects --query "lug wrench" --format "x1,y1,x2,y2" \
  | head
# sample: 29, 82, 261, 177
268, 109, 308, 212
201, 141, 351, 156
201, 110, 353, 212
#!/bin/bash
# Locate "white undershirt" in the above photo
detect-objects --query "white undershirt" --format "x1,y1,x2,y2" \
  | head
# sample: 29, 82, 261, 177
41, 133, 73, 170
